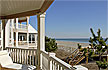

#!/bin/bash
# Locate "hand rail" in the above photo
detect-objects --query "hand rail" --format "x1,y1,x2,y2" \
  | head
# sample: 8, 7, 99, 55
41, 50, 75, 70
50, 56, 74, 70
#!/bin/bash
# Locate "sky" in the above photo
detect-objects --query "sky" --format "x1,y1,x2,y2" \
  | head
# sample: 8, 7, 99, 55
30, 0, 108, 38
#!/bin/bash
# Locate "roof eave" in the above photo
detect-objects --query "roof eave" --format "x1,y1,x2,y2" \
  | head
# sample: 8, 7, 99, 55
0, 0, 54, 19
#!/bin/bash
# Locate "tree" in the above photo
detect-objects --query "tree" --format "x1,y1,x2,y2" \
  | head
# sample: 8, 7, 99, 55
45, 36, 57, 52
89, 28, 108, 61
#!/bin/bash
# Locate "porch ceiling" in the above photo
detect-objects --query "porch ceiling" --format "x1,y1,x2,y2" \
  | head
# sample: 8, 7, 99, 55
0, 0, 54, 19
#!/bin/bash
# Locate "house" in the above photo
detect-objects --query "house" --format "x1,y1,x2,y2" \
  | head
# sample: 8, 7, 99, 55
0, 17, 38, 48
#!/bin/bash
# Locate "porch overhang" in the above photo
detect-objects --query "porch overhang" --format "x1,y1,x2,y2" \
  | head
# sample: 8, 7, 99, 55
0, 0, 54, 19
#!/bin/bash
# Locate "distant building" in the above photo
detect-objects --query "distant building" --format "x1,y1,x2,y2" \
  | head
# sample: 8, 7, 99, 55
0, 17, 37, 48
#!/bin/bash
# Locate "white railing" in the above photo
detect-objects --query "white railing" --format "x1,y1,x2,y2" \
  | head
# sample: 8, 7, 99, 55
18, 41, 37, 47
6, 47, 75, 70
18, 41, 28, 46
18, 24, 27, 29
6, 47, 37, 66
29, 41, 37, 47
41, 51, 74, 70
14, 24, 27, 29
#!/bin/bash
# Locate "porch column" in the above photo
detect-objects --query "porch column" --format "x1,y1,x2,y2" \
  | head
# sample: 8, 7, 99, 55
11, 19, 14, 47
1, 20, 6, 50
16, 18, 18, 47
37, 12, 46, 70
27, 17, 29, 46
5, 19, 10, 47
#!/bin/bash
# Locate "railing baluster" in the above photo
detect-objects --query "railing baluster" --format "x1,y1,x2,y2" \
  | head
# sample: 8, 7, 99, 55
35, 50, 37, 66
27, 50, 29, 65
19, 49, 20, 63
59, 65, 61, 70
25, 49, 27, 64
62, 67, 65, 70
21, 49, 23, 64
18, 49, 20, 63
14, 48, 15, 62
29, 50, 31, 65
12, 48, 13, 61
32, 50, 34, 65
56, 64, 59, 70
54, 62, 56, 70
16, 48, 17, 63
23, 50, 25, 64
52, 60, 54, 70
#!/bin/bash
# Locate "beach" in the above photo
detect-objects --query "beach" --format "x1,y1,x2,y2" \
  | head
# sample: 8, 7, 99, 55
55, 41, 89, 59
56, 41, 89, 48
55, 41, 99, 70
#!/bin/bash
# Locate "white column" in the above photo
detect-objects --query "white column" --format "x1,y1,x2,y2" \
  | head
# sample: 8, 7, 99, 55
5, 19, 10, 47
16, 18, 18, 47
37, 12, 46, 70
1, 20, 2, 49
27, 17, 29, 47
39, 12, 46, 51
1, 20, 6, 50
11, 19, 14, 47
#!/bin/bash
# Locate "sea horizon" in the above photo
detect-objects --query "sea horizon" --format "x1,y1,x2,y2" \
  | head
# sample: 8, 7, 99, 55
55, 38, 90, 43
55, 38, 108, 44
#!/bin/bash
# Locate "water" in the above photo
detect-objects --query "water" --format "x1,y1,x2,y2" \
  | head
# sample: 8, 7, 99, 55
56, 38, 108, 44
56, 38, 89, 43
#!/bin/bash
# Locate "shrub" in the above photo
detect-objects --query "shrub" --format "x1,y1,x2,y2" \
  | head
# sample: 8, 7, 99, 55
45, 36, 57, 52
89, 28, 108, 61
96, 59, 108, 69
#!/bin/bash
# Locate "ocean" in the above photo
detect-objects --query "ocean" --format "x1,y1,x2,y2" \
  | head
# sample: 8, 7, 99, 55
56, 38, 108, 44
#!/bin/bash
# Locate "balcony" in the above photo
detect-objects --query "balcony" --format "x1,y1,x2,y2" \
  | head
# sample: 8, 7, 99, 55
14, 24, 28, 32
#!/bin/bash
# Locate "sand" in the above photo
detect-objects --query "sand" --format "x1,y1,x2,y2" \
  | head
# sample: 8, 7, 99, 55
56, 41, 89, 48
54, 41, 89, 59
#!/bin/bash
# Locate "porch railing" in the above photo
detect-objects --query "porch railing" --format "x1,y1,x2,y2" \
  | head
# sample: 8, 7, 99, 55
41, 51, 74, 70
6, 47, 37, 66
6, 47, 74, 70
